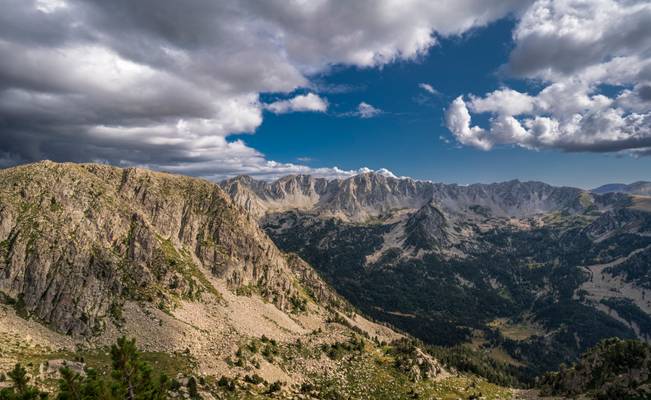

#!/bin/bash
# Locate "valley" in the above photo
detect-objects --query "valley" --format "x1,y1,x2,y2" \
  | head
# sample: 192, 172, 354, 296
223, 172, 651, 380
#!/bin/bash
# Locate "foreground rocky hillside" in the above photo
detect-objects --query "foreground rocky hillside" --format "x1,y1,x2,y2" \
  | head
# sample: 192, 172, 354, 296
223, 172, 651, 380
0, 161, 528, 399
0, 161, 329, 336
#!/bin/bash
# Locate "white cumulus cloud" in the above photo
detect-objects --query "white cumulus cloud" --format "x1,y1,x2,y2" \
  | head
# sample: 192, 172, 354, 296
446, 0, 651, 155
418, 83, 440, 95
357, 102, 382, 118
266, 93, 328, 114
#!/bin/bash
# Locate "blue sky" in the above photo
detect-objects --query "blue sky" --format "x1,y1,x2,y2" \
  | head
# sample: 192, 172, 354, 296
2, 0, 649, 188
243, 18, 651, 188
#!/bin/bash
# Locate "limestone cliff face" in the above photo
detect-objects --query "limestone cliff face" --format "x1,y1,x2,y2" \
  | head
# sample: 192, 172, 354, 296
221, 173, 433, 222
222, 173, 621, 223
0, 161, 323, 337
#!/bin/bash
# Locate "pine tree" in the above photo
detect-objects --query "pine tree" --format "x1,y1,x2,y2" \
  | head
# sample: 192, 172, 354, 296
56, 367, 112, 400
0, 364, 47, 400
55, 337, 169, 400
186, 376, 200, 400
8, 365, 28, 394
56, 368, 82, 400
109, 337, 140, 400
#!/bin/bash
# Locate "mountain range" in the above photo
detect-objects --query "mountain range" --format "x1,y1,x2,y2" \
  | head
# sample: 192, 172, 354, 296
2, 161, 651, 398
221, 173, 627, 222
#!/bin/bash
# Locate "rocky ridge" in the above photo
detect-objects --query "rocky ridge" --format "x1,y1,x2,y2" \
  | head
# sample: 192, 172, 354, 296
221, 172, 624, 223
223, 173, 634, 262
0, 161, 347, 336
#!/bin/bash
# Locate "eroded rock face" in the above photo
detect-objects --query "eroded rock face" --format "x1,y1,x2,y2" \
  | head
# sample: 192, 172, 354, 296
222, 173, 640, 225
0, 161, 313, 336
404, 202, 450, 251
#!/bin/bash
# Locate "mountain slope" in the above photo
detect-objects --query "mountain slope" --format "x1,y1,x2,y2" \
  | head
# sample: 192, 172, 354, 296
0, 162, 395, 382
221, 173, 434, 222
0, 161, 323, 336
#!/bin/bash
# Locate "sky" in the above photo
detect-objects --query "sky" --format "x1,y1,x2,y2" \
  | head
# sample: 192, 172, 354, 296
0, 0, 650, 188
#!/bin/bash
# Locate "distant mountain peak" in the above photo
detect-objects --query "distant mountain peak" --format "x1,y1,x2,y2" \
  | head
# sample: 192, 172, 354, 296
593, 181, 651, 196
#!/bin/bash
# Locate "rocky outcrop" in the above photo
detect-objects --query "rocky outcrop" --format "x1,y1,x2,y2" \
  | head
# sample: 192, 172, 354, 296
403, 201, 451, 251
0, 161, 332, 337
391, 339, 444, 382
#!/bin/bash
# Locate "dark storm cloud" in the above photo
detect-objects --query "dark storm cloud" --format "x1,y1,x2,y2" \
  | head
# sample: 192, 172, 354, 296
507, 0, 651, 80
639, 84, 651, 102
0, 0, 84, 47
